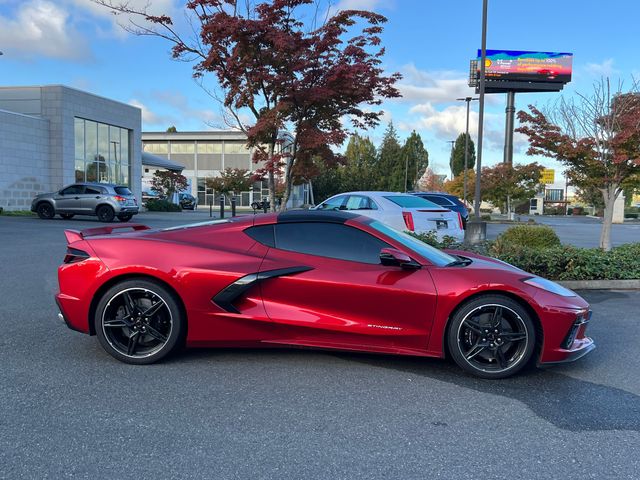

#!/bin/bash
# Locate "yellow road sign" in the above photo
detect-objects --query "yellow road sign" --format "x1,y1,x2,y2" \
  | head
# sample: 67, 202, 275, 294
540, 169, 555, 184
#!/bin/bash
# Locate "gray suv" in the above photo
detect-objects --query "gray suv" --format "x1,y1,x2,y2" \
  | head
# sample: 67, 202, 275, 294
31, 183, 139, 222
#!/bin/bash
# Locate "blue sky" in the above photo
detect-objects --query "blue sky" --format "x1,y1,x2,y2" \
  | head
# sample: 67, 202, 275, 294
1, 0, 638, 176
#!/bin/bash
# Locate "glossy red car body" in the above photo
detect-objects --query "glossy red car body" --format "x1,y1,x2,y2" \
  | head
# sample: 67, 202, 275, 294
56, 211, 594, 369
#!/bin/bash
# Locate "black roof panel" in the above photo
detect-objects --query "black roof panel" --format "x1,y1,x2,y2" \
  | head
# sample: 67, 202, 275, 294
277, 210, 358, 224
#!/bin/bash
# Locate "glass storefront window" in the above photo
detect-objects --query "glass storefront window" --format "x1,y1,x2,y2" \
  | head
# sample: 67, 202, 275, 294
75, 117, 131, 186
85, 120, 98, 163
121, 129, 130, 164
224, 142, 250, 154
197, 142, 223, 154
75, 118, 84, 160
98, 123, 109, 162
75, 159, 84, 182
170, 142, 195, 154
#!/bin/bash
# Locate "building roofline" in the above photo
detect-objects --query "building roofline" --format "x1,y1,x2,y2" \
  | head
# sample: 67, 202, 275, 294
0, 85, 141, 112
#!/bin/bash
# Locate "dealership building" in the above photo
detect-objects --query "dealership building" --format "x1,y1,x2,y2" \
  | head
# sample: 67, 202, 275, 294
0, 85, 142, 211
142, 131, 310, 208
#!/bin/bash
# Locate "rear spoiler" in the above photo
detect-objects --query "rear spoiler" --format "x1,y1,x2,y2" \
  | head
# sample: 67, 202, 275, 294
64, 224, 151, 244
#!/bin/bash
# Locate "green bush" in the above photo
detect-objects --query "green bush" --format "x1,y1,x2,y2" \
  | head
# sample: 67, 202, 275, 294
625, 213, 638, 219
481, 214, 492, 221
405, 231, 460, 249
493, 224, 560, 253
493, 244, 640, 280
145, 199, 181, 212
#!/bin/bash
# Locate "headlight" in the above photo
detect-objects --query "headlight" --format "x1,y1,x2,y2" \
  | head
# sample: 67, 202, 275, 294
521, 277, 576, 297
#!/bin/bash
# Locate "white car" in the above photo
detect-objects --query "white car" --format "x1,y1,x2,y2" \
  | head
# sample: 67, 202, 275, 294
314, 191, 464, 241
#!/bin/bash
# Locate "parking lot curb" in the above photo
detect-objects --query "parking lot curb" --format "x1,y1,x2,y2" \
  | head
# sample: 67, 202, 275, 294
558, 279, 640, 290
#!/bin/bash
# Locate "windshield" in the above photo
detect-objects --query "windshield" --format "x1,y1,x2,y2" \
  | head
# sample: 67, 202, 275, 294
369, 220, 456, 267
383, 195, 442, 209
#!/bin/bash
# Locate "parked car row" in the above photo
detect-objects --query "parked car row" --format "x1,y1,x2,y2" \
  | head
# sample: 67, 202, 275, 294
314, 191, 468, 241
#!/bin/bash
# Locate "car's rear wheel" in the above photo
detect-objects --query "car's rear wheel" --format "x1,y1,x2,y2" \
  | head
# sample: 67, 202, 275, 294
447, 295, 536, 379
96, 205, 115, 222
60, 213, 74, 220
36, 203, 55, 219
94, 279, 185, 365
117, 214, 133, 222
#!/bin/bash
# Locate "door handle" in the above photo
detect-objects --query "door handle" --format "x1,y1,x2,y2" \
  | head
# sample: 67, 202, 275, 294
95, 196, 100, 199
74, 196, 80, 199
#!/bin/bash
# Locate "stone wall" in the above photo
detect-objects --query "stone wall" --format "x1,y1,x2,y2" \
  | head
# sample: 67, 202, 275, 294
0, 109, 50, 210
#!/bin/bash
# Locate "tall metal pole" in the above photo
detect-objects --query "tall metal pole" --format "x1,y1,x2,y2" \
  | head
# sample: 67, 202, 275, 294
457, 97, 478, 206
473, 0, 488, 220
503, 91, 516, 165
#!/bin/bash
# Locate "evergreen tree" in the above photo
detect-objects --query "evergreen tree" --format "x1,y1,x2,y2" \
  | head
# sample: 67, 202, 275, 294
342, 133, 378, 192
449, 132, 476, 178
398, 131, 429, 191
377, 122, 403, 190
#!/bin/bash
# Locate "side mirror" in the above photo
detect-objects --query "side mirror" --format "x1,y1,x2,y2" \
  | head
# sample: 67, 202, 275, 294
379, 248, 421, 270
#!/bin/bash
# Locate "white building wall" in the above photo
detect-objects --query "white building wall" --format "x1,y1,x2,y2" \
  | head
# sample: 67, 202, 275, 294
0, 109, 50, 210
0, 85, 142, 209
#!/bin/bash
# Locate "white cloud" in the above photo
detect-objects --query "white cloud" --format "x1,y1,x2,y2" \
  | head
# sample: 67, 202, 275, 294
0, 0, 90, 60
395, 63, 476, 105
128, 98, 176, 127
130, 90, 223, 130
332, 0, 390, 10
584, 58, 619, 77
400, 102, 478, 140
69, 0, 178, 38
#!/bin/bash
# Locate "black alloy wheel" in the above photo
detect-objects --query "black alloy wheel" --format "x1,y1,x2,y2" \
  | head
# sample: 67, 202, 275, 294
448, 295, 536, 379
94, 279, 185, 364
60, 213, 75, 220
96, 205, 115, 222
36, 203, 55, 219
117, 214, 133, 222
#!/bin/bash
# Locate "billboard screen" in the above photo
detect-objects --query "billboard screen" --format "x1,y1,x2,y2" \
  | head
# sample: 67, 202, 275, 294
477, 50, 573, 83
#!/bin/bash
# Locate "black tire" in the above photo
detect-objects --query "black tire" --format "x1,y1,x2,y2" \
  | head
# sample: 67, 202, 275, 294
94, 278, 185, 365
447, 295, 536, 379
117, 214, 133, 222
60, 213, 75, 220
36, 202, 55, 219
96, 205, 115, 222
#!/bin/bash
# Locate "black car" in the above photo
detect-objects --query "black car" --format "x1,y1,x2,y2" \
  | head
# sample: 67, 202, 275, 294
410, 192, 469, 228
179, 193, 197, 210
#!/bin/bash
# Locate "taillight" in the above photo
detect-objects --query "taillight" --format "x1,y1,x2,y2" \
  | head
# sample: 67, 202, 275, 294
457, 212, 463, 230
113, 195, 126, 203
402, 211, 415, 231
64, 247, 90, 264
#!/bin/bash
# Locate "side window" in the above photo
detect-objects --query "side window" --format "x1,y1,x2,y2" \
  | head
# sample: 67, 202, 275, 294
274, 223, 390, 264
345, 195, 378, 210
61, 185, 84, 195
317, 195, 346, 211
245, 225, 275, 247
85, 186, 103, 195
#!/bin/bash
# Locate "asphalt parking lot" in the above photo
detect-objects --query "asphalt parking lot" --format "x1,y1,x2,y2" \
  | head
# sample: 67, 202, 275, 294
1, 213, 639, 479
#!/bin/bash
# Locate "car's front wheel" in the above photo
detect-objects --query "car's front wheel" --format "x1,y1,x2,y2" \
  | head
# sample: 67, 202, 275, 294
94, 279, 185, 364
447, 295, 536, 379
96, 205, 115, 222
36, 202, 55, 219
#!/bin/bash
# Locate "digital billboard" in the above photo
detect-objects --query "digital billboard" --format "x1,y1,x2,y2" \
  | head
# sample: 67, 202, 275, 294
477, 50, 573, 83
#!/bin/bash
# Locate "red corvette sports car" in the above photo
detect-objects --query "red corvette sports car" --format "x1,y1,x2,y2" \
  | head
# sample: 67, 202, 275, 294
56, 211, 594, 379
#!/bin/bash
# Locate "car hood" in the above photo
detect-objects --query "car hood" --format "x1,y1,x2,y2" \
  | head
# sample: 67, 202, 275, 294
444, 249, 524, 272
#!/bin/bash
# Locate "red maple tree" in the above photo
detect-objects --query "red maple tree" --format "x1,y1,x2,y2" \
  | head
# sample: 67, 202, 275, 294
95, 0, 401, 210
517, 80, 640, 250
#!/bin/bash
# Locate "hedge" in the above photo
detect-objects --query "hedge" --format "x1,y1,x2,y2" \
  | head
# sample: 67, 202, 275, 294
145, 199, 181, 212
410, 224, 640, 281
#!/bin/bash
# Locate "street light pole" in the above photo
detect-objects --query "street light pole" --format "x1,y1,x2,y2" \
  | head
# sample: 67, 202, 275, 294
457, 96, 478, 205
